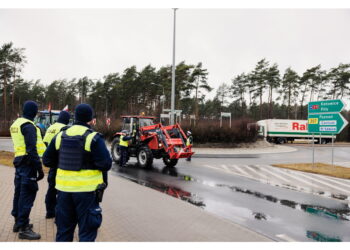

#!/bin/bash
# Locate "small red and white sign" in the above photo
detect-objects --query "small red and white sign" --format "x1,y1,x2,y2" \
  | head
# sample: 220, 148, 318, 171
106, 118, 111, 126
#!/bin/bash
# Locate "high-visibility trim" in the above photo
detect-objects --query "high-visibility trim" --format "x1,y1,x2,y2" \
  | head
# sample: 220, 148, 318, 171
10, 117, 46, 157
56, 174, 102, 186
119, 135, 129, 147
65, 125, 89, 136
43, 122, 66, 144
55, 132, 63, 150
57, 169, 102, 177
55, 125, 97, 151
85, 132, 98, 152
55, 184, 101, 192
56, 169, 103, 192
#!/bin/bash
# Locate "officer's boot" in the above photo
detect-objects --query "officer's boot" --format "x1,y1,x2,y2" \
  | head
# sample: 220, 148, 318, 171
13, 222, 33, 233
13, 217, 33, 233
18, 225, 41, 240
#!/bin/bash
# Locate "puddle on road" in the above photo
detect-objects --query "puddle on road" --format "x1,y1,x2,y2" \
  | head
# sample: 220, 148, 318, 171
120, 174, 206, 208
113, 164, 349, 242
306, 230, 341, 242
218, 183, 350, 221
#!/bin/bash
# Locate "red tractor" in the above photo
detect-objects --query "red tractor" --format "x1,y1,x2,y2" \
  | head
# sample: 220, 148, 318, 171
111, 115, 194, 168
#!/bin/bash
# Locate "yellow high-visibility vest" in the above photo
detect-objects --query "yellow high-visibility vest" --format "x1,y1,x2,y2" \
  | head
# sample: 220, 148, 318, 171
10, 117, 46, 157
43, 122, 66, 145
55, 125, 103, 192
119, 135, 129, 147
186, 136, 193, 147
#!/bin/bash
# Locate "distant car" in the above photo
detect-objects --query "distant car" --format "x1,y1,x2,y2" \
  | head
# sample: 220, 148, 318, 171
34, 110, 73, 136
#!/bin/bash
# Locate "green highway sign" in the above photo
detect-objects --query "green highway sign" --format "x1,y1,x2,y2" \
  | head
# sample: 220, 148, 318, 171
308, 99, 345, 114
308, 113, 348, 134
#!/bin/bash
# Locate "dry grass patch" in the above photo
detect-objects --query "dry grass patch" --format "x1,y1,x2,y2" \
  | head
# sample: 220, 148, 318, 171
272, 163, 350, 179
0, 151, 14, 167
0, 151, 49, 172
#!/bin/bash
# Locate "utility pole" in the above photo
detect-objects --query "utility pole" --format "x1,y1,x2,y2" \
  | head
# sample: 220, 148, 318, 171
170, 8, 177, 124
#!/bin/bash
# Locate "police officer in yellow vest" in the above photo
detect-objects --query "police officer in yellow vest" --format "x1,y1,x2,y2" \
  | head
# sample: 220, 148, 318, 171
10, 101, 46, 240
43, 110, 71, 219
186, 131, 193, 161
119, 130, 132, 167
43, 104, 112, 242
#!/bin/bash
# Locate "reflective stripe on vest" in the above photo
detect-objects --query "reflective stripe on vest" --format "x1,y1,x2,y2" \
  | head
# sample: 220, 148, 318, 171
55, 125, 103, 192
119, 135, 129, 147
186, 137, 193, 146
43, 122, 66, 144
10, 117, 46, 157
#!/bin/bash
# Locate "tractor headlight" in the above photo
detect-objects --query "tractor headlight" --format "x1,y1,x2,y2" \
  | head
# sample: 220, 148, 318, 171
159, 143, 162, 147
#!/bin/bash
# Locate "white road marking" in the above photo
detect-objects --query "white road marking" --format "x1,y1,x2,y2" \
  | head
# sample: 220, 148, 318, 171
275, 234, 297, 242
311, 174, 350, 190
293, 171, 350, 194
230, 164, 254, 177
228, 165, 254, 179
241, 165, 270, 179
203, 164, 249, 179
263, 165, 324, 190
221, 164, 233, 173
252, 165, 290, 183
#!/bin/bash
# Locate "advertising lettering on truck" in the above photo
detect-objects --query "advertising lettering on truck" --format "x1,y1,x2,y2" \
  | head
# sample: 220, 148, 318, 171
257, 119, 334, 144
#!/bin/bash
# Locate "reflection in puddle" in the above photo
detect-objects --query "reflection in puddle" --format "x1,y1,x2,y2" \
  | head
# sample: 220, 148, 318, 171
306, 231, 341, 242
218, 183, 350, 221
122, 176, 206, 208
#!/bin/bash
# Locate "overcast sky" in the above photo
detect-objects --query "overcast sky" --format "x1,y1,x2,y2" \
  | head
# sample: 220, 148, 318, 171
1, 8, 350, 101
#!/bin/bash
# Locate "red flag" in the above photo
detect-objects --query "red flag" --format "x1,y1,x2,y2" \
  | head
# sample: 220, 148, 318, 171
48, 102, 52, 112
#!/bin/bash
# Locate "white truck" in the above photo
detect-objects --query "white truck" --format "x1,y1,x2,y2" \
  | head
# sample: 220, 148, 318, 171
257, 119, 334, 144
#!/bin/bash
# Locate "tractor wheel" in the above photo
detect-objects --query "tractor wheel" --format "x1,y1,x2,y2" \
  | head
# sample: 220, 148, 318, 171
163, 156, 178, 168
111, 137, 121, 164
137, 146, 153, 168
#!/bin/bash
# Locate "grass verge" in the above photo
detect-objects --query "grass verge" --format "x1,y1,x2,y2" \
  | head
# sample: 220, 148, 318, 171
0, 151, 14, 167
272, 163, 350, 179
0, 151, 49, 172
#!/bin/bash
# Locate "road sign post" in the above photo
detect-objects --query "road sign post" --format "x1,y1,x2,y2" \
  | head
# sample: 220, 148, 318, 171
308, 99, 348, 168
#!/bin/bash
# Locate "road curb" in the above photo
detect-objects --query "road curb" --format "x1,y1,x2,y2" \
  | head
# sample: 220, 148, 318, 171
193, 154, 259, 158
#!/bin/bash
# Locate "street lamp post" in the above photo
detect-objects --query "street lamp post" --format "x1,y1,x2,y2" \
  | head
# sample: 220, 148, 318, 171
170, 8, 177, 125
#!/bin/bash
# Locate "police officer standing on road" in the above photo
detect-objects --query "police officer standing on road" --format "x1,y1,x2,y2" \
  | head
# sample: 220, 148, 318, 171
43, 104, 112, 242
43, 110, 71, 219
186, 131, 193, 161
119, 130, 132, 168
10, 100, 46, 240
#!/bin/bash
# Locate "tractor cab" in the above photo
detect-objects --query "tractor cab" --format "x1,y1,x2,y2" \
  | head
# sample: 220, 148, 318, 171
121, 116, 155, 139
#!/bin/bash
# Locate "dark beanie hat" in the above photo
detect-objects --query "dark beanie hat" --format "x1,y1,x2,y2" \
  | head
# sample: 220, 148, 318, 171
23, 100, 38, 121
75, 104, 93, 123
57, 110, 71, 125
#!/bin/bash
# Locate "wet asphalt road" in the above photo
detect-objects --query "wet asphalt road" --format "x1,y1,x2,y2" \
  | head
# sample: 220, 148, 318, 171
111, 150, 350, 242
1, 138, 350, 241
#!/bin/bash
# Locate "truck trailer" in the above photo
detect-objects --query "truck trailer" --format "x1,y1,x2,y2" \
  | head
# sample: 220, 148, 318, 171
257, 119, 335, 144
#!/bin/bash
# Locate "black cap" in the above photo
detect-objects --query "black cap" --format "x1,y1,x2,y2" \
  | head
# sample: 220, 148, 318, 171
23, 100, 38, 121
74, 103, 93, 123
